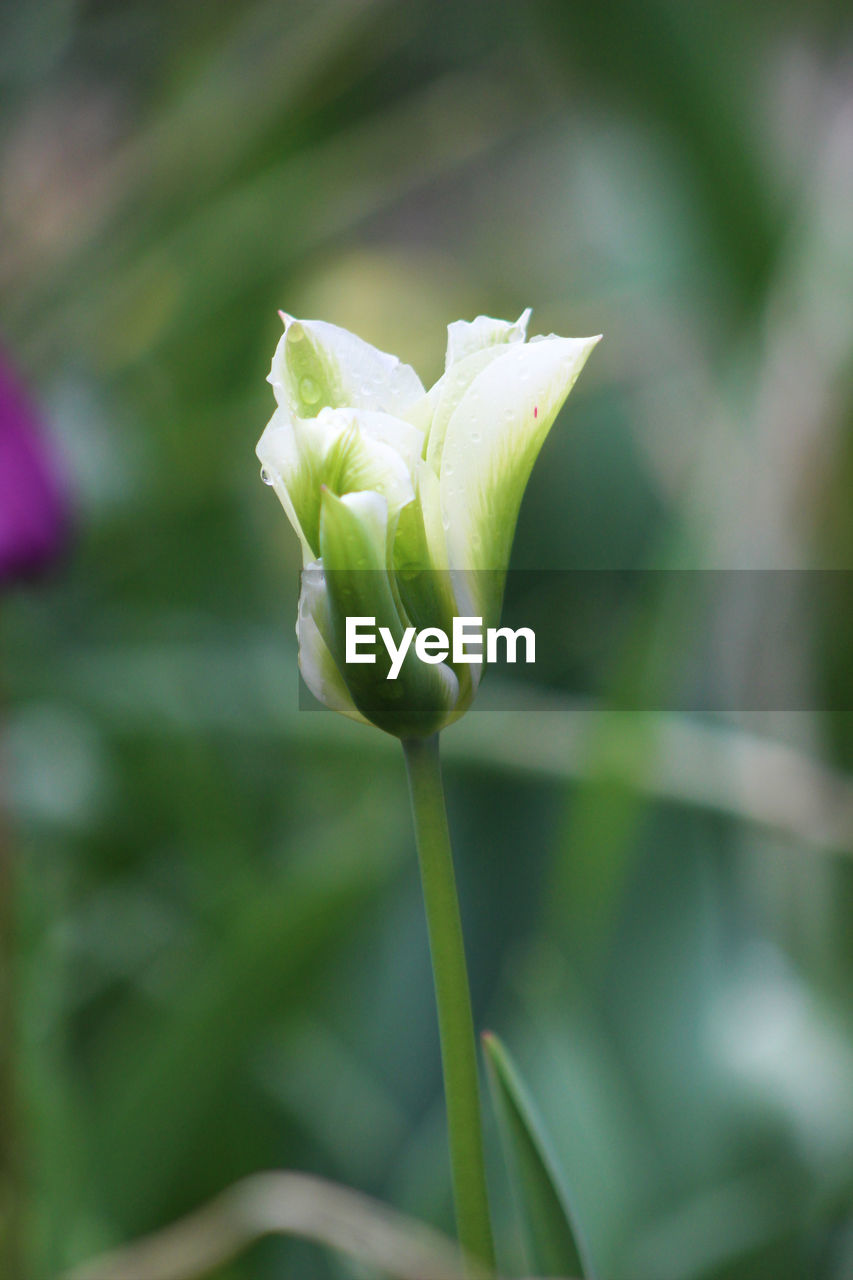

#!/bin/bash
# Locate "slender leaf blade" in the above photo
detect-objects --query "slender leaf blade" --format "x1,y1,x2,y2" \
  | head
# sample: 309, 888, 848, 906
483, 1031, 595, 1279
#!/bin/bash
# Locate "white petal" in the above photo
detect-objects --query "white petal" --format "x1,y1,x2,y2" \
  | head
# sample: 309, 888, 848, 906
440, 333, 601, 623
414, 459, 449, 575
297, 564, 369, 723
425, 311, 533, 474
444, 309, 531, 370
349, 408, 424, 478
269, 315, 424, 417
256, 406, 316, 564
319, 409, 416, 520
425, 344, 513, 477
257, 406, 417, 563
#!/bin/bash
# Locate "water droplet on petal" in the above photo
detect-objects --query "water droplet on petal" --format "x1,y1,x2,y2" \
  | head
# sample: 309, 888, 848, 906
471, 432, 481, 444
260, 467, 273, 485
300, 376, 320, 405
359, 383, 372, 396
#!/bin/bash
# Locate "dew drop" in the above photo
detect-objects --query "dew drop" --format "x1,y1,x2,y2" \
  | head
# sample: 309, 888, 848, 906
300, 376, 320, 405
260, 467, 274, 485
471, 431, 481, 443
359, 383, 372, 396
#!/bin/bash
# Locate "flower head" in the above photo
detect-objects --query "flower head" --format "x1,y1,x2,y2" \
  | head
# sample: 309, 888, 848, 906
257, 310, 599, 736
0, 349, 69, 585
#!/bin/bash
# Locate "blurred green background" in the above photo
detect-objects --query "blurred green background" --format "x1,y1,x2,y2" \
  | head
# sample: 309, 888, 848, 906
2, 1, 853, 1276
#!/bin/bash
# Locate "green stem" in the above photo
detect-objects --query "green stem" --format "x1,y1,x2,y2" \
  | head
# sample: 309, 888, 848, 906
402, 734, 495, 1273
0, 827, 24, 1280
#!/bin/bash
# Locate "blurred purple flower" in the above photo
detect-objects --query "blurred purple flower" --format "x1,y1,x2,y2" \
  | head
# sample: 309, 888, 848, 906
0, 349, 69, 584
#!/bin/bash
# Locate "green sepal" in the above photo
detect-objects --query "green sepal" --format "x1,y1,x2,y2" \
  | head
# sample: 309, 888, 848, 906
319, 489, 459, 737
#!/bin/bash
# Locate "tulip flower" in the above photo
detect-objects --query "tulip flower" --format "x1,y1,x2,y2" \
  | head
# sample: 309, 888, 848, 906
257, 310, 599, 738
256, 308, 599, 1274
0, 350, 69, 586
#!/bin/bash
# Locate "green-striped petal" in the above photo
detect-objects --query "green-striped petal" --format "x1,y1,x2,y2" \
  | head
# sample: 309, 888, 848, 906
269, 315, 424, 419
257, 407, 420, 563
445, 308, 531, 368
297, 563, 370, 724
319, 489, 459, 737
423, 310, 532, 476
440, 332, 601, 628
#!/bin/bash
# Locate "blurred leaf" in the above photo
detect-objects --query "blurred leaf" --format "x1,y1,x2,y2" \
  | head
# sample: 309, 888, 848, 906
483, 1031, 595, 1279
87, 838, 398, 1236
63, 1170, 478, 1280
531, 0, 784, 312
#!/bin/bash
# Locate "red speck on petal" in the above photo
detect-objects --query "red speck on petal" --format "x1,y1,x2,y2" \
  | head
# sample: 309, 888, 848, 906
534, 405, 538, 418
